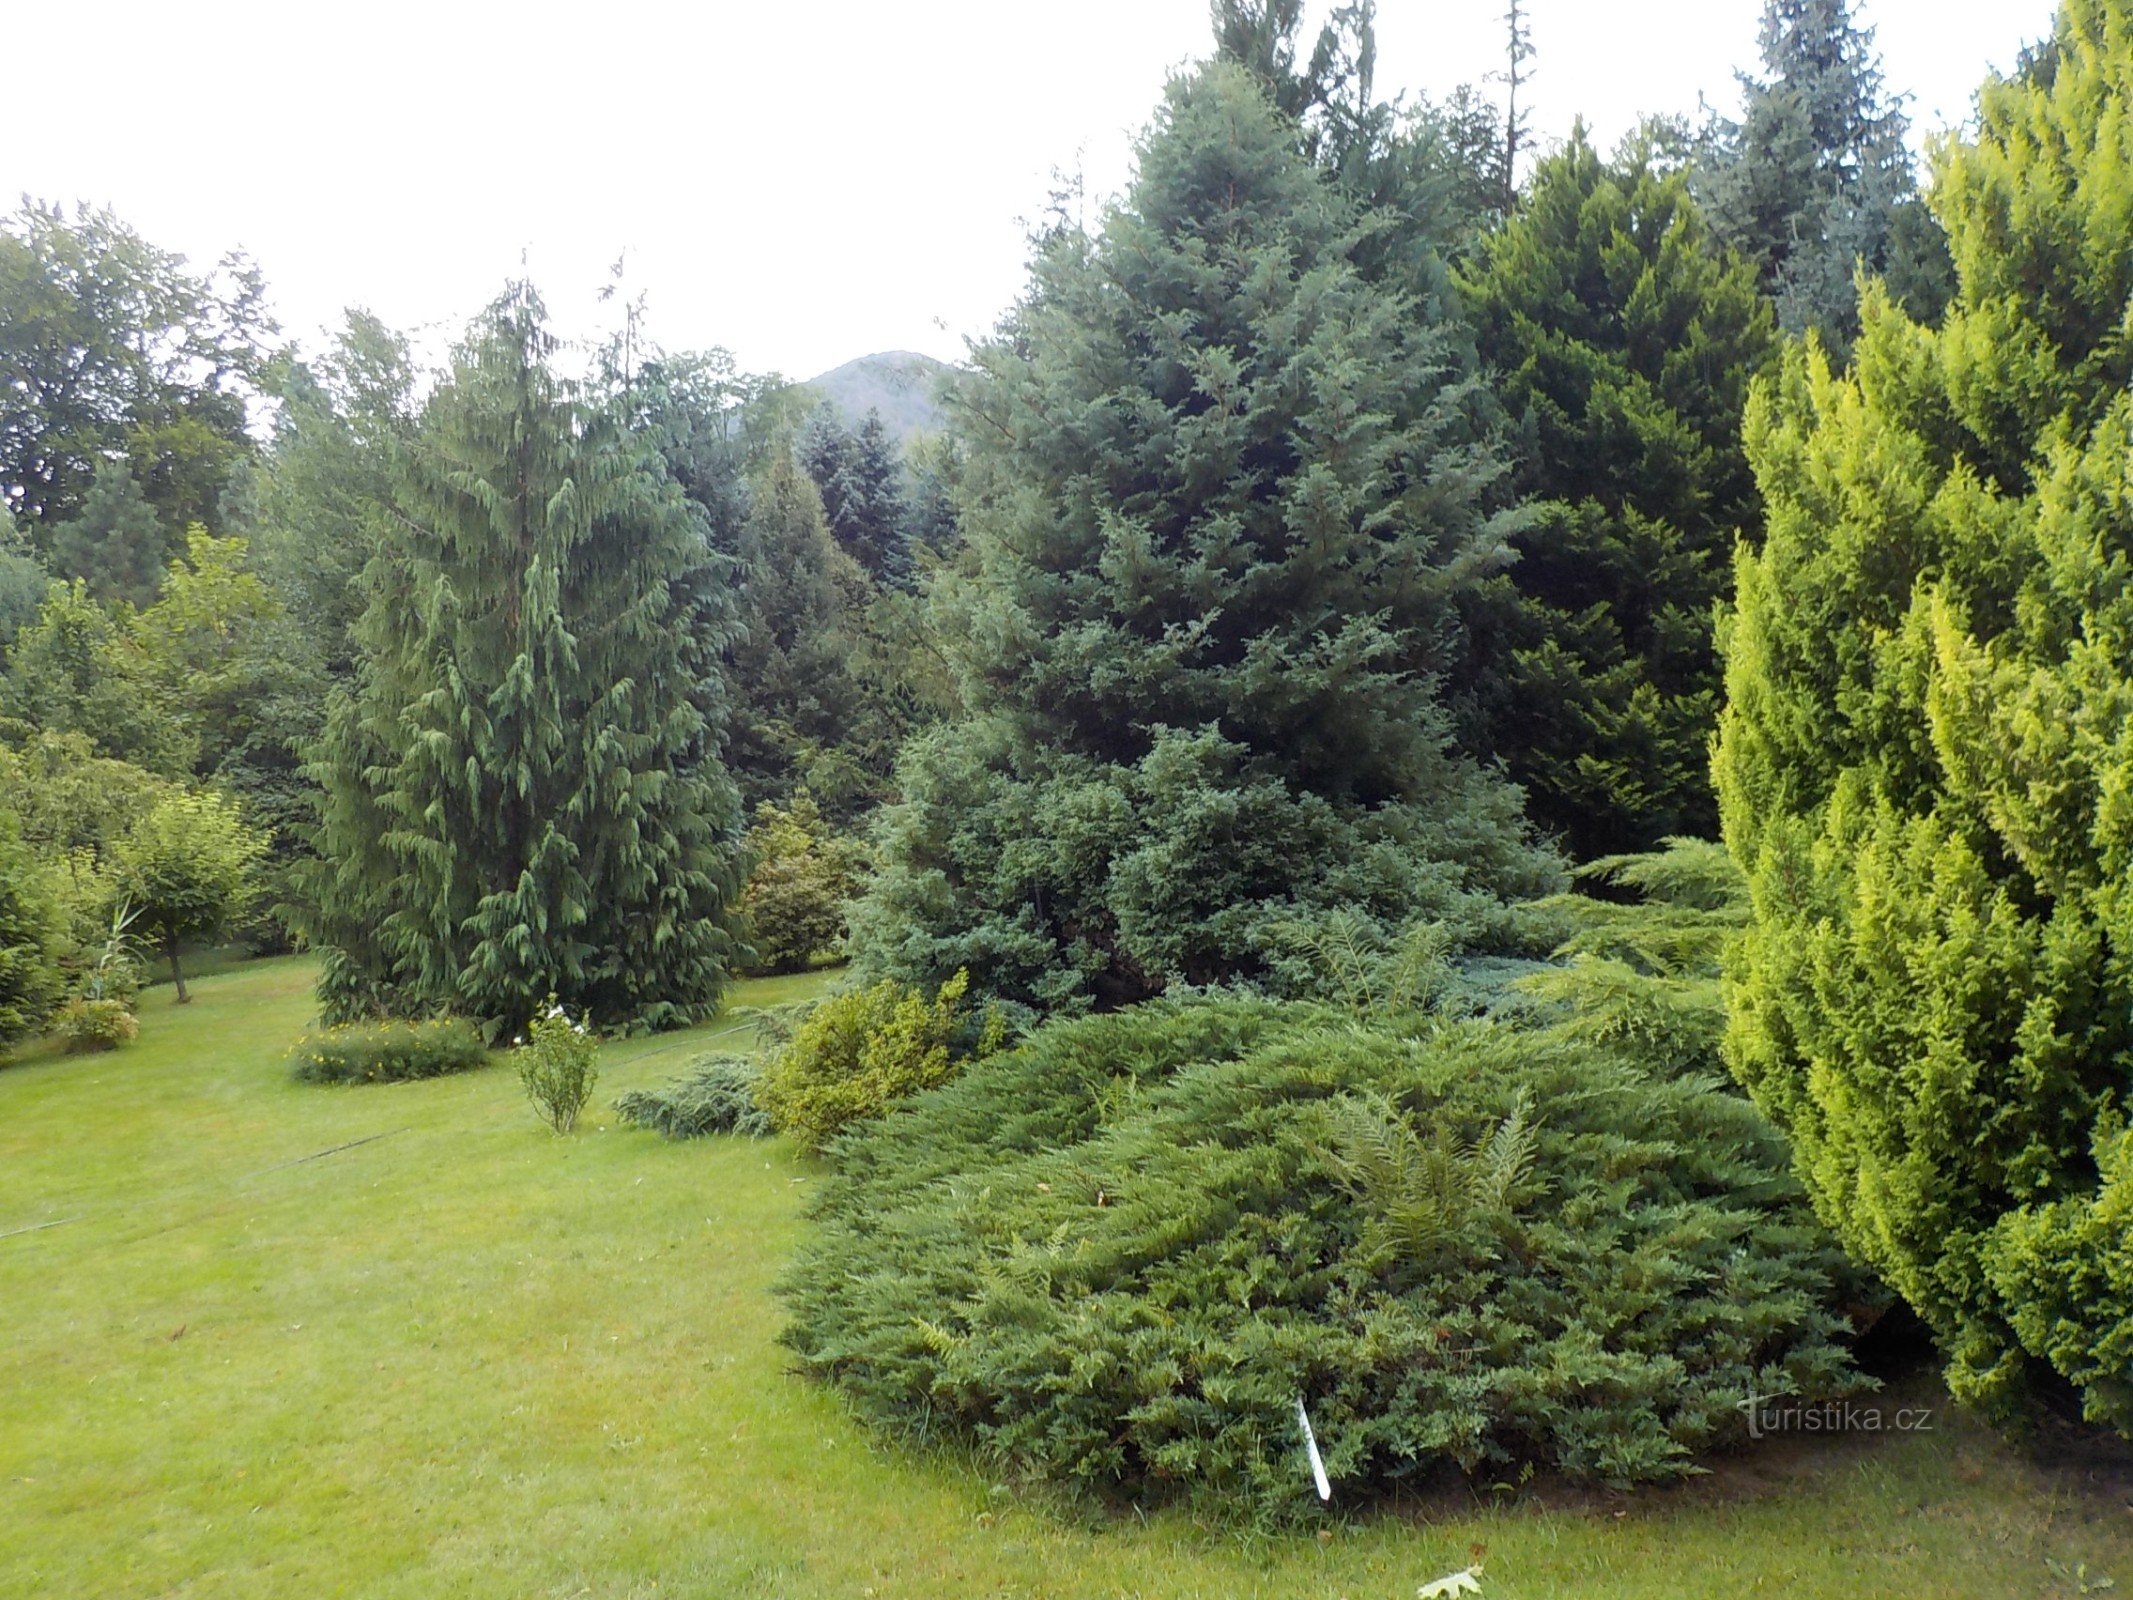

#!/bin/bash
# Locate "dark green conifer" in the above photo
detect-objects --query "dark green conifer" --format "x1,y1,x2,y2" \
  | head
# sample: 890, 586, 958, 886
1456, 130, 1776, 856
303, 286, 747, 1034
853, 62, 1558, 1014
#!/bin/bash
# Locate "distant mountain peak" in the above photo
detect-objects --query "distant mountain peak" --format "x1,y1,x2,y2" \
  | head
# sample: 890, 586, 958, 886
801, 351, 955, 446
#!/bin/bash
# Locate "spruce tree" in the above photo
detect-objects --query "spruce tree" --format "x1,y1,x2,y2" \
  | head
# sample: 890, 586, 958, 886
46, 458, 168, 607
1715, 0, 2133, 1430
1700, 0, 1953, 348
798, 402, 910, 584
722, 445, 870, 811
852, 62, 1558, 1015
1456, 129, 1775, 856
303, 285, 748, 1035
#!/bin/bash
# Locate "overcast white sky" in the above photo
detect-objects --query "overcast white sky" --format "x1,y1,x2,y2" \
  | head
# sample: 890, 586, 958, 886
6, 0, 2055, 381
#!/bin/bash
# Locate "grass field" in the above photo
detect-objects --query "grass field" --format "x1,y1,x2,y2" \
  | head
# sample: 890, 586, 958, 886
3, 957, 2130, 1599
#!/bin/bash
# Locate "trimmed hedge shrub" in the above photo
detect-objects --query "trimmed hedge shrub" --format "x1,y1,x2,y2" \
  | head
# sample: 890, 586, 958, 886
615, 1054, 772, 1139
756, 970, 1003, 1152
291, 1020, 488, 1085
784, 1000, 1873, 1520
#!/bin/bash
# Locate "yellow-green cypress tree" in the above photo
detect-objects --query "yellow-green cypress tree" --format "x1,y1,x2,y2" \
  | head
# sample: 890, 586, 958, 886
1715, 0, 2133, 1428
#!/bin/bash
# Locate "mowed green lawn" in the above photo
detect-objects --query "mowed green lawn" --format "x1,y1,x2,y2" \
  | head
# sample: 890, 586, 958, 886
2, 959, 2129, 1599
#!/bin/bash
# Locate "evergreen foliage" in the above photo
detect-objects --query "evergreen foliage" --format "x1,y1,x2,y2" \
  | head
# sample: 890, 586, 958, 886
854, 61, 1558, 1014
722, 446, 874, 811
300, 286, 748, 1037
740, 794, 867, 975
1715, 0, 2133, 1430
1457, 131, 1776, 856
244, 311, 418, 682
798, 402, 911, 585
614, 1053, 772, 1139
755, 970, 1002, 1152
1519, 838, 1747, 1078
1698, 0, 1953, 348
784, 999, 1870, 1520
0, 787, 64, 1053
44, 458, 169, 607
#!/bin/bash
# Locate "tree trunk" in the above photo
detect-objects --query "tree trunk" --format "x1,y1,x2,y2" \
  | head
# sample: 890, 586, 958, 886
167, 931, 189, 1005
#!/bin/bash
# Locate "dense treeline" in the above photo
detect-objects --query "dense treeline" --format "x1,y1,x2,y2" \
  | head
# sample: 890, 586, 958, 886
4, 0, 2131, 1479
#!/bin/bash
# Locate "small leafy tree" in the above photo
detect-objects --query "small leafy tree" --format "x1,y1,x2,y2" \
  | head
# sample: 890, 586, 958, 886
110, 787, 266, 1002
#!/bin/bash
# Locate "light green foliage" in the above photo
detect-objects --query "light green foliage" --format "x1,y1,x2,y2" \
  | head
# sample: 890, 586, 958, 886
613, 1053, 771, 1138
48, 996, 139, 1053
1519, 838, 1746, 1077
289, 1019, 487, 1085
516, 999, 599, 1133
784, 999, 1869, 1519
1714, 0, 2133, 1429
1456, 131, 1776, 856
0, 788, 64, 1052
131, 529, 321, 856
756, 969, 1001, 1152
110, 786, 266, 1003
740, 794, 866, 974
300, 285, 748, 1037
0, 580, 193, 774
857, 62, 1558, 1014
1319, 1089, 1538, 1271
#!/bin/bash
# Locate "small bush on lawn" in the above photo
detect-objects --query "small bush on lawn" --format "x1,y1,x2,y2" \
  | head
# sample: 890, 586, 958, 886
52, 997, 140, 1053
756, 969, 1004, 1152
615, 1054, 771, 1138
518, 998, 598, 1132
291, 1019, 488, 1084
784, 999, 1874, 1521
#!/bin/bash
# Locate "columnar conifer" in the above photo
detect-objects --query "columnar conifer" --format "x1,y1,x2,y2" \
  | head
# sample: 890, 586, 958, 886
304, 286, 747, 1034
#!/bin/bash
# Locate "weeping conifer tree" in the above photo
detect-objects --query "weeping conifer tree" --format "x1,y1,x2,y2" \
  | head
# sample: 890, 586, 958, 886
852, 61, 1558, 1015
303, 286, 748, 1035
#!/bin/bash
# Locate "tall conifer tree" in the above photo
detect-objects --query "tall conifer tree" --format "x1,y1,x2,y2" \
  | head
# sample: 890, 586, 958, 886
853, 62, 1557, 1014
1456, 130, 1775, 856
303, 286, 747, 1034
1699, 0, 1953, 347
